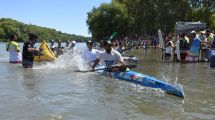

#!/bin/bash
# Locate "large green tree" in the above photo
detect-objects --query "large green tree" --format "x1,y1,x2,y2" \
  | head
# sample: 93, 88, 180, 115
87, 2, 133, 40
87, 0, 214, 39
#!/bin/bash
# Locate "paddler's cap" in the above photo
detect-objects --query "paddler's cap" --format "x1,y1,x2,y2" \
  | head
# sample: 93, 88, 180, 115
87, 40, 93, 46
72, 40, 76, 44
100, 40, 104, 43
191, 31, 196, 34
87, 40, 93, 44
200, 31, 205, 34
104, 40, 112, 46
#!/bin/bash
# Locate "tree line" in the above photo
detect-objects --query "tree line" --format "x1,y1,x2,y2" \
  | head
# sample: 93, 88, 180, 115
0, 18, 90, 42
87, 0, 215, 40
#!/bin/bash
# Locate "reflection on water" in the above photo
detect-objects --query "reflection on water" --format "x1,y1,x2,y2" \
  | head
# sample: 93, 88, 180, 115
0, 43, 215, 120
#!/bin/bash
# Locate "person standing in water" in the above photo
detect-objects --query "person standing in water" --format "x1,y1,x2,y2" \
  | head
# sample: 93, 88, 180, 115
50, 40, 57, 55
70, 41, 76, 50
6, 34, 22, 63
22, 33, 40, 68
164, 35, 174, 61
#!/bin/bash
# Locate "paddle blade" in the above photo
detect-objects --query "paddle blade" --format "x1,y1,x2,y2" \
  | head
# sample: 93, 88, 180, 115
108, 32, 117, 41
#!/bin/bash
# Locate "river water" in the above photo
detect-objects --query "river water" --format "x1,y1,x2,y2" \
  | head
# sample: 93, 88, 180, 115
0, 42, 214, 120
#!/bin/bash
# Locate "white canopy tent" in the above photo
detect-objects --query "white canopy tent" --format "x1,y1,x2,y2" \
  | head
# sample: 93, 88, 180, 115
175, 21, 206, 34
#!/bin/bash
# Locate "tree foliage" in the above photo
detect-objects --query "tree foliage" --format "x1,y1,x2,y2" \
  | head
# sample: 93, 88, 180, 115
87, 2, 133, 40
87, 0, 215, 40
0, 18, 89, 42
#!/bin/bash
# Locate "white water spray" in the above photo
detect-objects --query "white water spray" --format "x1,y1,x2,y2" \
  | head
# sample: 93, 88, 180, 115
36, 49, 89, 71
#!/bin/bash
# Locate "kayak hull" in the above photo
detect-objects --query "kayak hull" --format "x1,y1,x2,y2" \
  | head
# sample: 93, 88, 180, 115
34, 40, 56, 61
103, 70, 184, 98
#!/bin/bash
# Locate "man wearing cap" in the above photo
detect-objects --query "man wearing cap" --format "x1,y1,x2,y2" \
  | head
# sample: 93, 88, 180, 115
92, 40, 125, 71
22, 33, 40, 68
83, 40, 100, 65
186, 31, 201, 62
50, 40, 57, 54
164, 35, 174, 61
70, 41, 76, 50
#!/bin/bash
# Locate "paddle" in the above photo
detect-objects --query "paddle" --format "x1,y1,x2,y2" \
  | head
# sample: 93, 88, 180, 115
74, 64, 137, 73
108, 32, 117, 41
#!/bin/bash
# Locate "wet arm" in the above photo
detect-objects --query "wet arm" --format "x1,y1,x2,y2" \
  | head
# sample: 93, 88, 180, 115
92, 59, 100, 70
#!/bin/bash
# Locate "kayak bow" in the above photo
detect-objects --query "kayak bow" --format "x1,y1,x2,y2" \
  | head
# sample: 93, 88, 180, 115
102, 70, 185, 98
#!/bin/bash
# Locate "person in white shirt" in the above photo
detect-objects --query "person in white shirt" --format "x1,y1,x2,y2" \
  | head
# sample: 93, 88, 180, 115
92, 40, 125, 71
64, 41, 70, 50
70, 40, 76, 51
165, 36, 174, 60
6, 34, 22, 63
99, 40, 105, 51
83, 40, 100, 65
50, 40, 57, 54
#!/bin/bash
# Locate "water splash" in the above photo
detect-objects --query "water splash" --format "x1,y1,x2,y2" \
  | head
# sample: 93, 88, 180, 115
128, 84, 165, 97
35, 50, 89, 71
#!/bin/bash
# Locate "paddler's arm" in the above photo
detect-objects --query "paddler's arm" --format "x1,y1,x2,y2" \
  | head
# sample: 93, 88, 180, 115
118, 51, 125, 66
92, 58, 100, 71
111, 52, 125, 72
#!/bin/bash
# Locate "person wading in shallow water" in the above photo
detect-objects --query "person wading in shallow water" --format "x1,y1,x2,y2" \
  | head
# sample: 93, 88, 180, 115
92, 40, 125, 72
22, 33, 40, 68
6, 34, 22, 64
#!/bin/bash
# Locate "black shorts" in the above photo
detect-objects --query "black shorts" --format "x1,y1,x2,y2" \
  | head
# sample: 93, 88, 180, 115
165, 53, 171, 58
22, 60, 33, 68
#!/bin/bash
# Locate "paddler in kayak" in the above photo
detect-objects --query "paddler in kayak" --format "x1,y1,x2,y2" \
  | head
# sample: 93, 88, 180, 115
83, 40, 100, 66
92, 40, 125, 72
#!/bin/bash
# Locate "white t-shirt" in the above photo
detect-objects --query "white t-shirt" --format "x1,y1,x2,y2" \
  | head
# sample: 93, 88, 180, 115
97, 49, 124, 67
6, 41, 22, 62
83, 48, 99, 62
165, 41, 174, 54
50, 44, 56, 49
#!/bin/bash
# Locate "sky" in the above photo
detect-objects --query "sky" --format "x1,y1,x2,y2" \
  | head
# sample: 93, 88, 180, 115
0, 0, 111, 37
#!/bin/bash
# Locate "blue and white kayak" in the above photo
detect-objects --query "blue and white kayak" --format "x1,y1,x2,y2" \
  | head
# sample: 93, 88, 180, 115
102, 70, 185, 98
